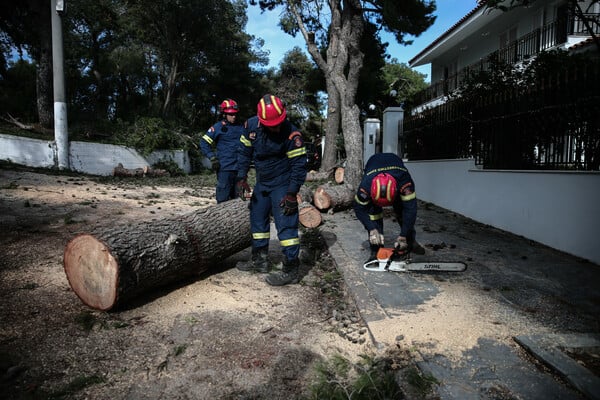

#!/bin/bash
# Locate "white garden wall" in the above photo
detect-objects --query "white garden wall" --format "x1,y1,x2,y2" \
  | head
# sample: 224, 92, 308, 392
0, 134, 191, 175
407, 158, 600, 265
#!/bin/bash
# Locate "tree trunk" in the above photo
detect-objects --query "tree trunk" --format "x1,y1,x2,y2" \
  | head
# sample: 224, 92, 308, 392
313, 183, 354, 211
36, 4, 53, 129
321, 81, 341, 172
63, 199, 251, 311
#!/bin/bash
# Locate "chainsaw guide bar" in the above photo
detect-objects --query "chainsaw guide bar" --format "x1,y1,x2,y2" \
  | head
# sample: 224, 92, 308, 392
363, 247, 467, 272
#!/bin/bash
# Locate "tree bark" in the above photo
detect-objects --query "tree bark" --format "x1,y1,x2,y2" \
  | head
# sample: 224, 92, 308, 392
297, 185, 313, 204
313, 183, 354, 212
63, 199, 251, 311
36, 2, 53, 129
305, 169, 333, 182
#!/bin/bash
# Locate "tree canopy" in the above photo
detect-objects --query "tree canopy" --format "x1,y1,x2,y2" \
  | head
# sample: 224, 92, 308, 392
1, 0, 431, 176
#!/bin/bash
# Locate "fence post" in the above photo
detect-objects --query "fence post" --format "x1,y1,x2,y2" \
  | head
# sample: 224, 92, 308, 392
383, 107, 404, 156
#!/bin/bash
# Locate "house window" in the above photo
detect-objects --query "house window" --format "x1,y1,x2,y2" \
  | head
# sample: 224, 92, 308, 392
499, 26, 518, 62
499, 26, 518, 49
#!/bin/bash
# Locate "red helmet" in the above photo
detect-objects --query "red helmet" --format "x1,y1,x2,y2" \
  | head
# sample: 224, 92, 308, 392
220, 99, 239, 114
257, 94, 286, 127
370, 173, 397, 207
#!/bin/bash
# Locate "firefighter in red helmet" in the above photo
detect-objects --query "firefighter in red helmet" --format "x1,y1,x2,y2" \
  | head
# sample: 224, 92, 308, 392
200, 99, 244, 203
235, 94, 307, 286
354, 153, 426, 261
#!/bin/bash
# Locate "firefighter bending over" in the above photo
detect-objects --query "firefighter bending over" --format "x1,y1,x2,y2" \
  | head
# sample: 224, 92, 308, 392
354, 152, 426, 262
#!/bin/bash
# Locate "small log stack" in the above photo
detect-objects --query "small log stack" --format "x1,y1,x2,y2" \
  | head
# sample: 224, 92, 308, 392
313, 183, 354, 211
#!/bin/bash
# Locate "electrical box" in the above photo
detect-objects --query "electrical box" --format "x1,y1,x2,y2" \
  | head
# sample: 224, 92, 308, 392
382, 107, 404, 156
363, 118, 380, 167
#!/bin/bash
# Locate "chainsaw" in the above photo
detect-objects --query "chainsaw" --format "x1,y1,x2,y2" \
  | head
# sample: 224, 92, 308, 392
363, 247, 467, 272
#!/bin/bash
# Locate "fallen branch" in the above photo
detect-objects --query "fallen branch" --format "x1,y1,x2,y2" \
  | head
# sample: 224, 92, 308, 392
113, 163, 170, 177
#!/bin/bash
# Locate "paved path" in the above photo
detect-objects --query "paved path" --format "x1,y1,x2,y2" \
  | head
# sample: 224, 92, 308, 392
322, 202, 600, 400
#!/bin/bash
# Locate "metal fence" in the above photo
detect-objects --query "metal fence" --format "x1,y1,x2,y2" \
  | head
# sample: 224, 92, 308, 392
404, 62, 600, 171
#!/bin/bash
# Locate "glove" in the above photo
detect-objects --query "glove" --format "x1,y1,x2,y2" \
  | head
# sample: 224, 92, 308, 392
394, 236, 409, 252
369, 229, 384, 246
280, 193, 298, 216
236, 179, 252, 201
210, 157, 220, 172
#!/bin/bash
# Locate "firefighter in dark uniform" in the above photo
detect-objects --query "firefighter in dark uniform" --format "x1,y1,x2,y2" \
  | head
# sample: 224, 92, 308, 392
354, 152, 426, 261
235, 94, 307, 286
200, 99, 245, 203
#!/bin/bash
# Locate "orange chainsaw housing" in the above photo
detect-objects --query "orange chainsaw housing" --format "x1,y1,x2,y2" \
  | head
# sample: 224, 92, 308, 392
376, 247, 406, 260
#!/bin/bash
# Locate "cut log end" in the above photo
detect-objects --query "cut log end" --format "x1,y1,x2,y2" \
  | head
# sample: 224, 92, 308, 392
313, 186, 332, 210
63, 234, 119, 311
298, 203, 322, 228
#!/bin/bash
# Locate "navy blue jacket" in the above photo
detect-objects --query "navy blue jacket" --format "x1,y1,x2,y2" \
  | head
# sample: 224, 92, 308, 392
238, 116, 307, 194
200, 120, 245, 171
354, 153, 417, 237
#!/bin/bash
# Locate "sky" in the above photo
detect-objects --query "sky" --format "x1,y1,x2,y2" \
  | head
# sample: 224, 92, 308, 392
245, 0, 479, 82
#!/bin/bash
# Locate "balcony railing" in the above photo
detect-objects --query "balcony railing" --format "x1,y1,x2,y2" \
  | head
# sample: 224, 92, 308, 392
410, 13, 599, 108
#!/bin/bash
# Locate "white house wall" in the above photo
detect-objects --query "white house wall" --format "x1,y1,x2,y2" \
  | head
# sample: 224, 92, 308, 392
427, 0, 578, 83
407, 158, 600, 265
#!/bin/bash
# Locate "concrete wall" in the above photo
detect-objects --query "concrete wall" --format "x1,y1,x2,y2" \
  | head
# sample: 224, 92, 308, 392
407, 158, 600, 265
0, 133, 191, 176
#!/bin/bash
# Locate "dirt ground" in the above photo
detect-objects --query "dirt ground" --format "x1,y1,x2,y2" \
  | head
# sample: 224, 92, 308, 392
0, 167, 419, 400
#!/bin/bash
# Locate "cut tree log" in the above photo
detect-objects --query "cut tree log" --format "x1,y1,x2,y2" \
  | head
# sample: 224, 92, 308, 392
305, 169, 333, 182
113, 163, 170, 177
313, 183, 354, 211
297, 185, 313, 204
298, 202, 322, 228
63, 199, 251, 311
334, 167, 344, 184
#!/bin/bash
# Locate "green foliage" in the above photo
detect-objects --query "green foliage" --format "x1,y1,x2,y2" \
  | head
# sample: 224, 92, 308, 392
0, 59, 36, 121
152, 159, 185, 176
113, 117, 194, 156
403, 366, 438, 396
307, 353, 404, 400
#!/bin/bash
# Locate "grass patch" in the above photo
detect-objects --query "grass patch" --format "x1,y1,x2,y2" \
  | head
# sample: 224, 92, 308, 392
403, 366, 439, 396
174, 344, 187, 356
74, 311, 97, 331
307, 353, 404, 400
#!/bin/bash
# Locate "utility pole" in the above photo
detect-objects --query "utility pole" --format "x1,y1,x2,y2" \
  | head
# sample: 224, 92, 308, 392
51, 0, 69, 169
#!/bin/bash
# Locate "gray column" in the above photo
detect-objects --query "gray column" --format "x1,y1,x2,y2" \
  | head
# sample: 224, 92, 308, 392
51, 0, 69, 169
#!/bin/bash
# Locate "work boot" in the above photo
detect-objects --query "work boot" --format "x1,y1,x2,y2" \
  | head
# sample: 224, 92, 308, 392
237, 249, 270, 273
265, 258, 299, 286
409, 240, 426, 255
